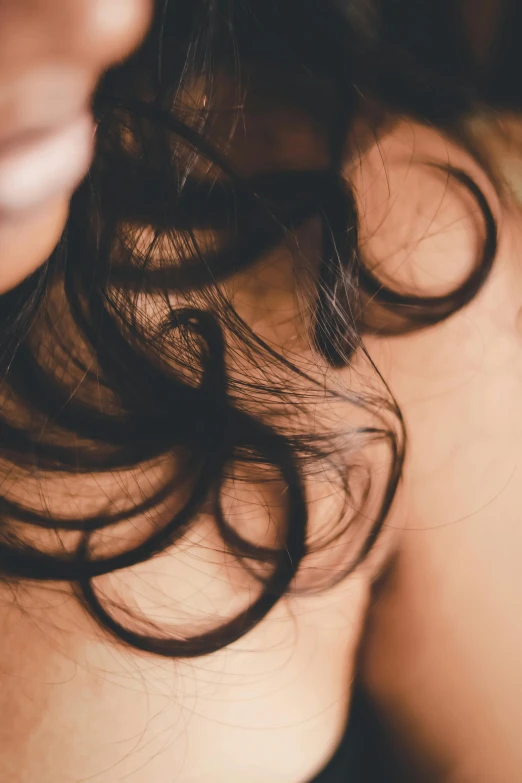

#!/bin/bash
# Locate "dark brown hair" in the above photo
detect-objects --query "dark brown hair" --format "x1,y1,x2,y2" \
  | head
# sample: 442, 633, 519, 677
0, 0, 497, 657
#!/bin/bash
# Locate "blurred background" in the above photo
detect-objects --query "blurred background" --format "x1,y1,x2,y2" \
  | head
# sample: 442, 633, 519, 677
461, 0, 521, 106
380, 0, 521, 106
379, 0, 522, 199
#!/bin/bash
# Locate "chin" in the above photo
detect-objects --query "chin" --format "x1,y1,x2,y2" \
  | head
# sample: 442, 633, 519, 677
0, 195, 69, 292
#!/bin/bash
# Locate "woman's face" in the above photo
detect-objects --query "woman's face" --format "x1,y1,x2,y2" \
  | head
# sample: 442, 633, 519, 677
0, 0, 153, 292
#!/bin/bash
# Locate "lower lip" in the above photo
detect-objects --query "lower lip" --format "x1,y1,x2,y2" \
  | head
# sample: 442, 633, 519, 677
0, 113, 95, 217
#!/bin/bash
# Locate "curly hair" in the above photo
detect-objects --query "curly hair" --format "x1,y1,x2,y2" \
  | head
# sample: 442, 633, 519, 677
0, 0, 497, 657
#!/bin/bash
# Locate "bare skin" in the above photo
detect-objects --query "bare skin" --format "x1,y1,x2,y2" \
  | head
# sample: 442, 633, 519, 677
361, 128, 522, 782
1, 5, 522, 782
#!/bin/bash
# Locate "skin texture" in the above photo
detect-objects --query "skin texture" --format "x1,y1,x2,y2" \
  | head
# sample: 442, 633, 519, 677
359, 123, 522, 782
0, 0, 153, 291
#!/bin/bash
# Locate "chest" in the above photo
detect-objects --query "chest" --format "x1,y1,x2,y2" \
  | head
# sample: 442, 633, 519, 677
0, 555, 371, 783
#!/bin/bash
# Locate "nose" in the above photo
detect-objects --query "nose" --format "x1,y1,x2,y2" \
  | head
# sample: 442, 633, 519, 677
0, 0, 153, 76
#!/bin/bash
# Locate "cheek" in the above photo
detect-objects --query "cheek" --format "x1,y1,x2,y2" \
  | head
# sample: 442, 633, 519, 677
0, 195, 69, 292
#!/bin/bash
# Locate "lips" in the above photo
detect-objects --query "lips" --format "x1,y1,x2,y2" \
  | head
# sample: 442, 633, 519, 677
0, 111, 96, 217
